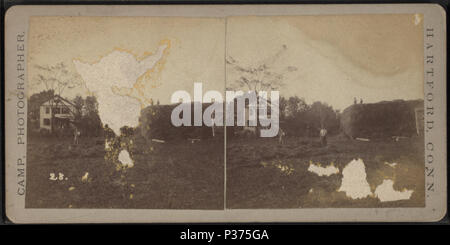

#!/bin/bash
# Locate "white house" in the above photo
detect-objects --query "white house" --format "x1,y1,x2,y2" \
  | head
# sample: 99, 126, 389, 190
39, 95, 77, 132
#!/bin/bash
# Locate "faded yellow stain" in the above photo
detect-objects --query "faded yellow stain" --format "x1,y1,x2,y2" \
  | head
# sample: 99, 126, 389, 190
72, 39, 171, 106
72, 39, 167, 65
261, 159, 295, 175
132, 39, 171, 108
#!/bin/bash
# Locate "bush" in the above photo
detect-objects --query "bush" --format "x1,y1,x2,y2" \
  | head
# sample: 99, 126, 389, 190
39, 128, 51, 137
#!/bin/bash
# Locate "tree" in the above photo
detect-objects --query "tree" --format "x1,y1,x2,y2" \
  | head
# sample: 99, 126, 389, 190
28, 89, 55, 121
286, 96, 308, 117
85, 96, 99, 114
77, 96, 102, 137
282, 96, 310, 136
72, 95, 84, 122
226, 45, 297, 134
279, 96, 287, 121
73, 96, 84, 112
34, 62, 82, 96
226, 45, 296, 94
305, 102, 340, 135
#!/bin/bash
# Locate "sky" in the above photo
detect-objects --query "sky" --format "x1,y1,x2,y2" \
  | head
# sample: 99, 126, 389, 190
226, 14, 424, 110
28, 14, 423, 111
28, 16, 226, 105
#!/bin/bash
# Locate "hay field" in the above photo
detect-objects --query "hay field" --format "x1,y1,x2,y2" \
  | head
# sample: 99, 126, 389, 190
26, 135, 224, 209
226, 135, 424, 208
25, 132, 424, 209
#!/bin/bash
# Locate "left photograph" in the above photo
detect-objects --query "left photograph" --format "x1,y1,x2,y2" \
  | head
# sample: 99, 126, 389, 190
25, 17, 225, 209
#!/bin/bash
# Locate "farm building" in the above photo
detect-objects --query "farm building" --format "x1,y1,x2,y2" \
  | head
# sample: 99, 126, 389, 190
39, 95, 78, 132
340, 99, 424, 139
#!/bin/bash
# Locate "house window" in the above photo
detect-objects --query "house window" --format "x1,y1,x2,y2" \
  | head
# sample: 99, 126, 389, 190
52, 107, 60, 114
45, 107, 50, 114
62, 107, 69, 114
43, 118, 51, 126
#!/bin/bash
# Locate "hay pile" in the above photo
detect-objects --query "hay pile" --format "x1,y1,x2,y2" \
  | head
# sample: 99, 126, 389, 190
340, 100, 423, 139
137, 103, 220, 141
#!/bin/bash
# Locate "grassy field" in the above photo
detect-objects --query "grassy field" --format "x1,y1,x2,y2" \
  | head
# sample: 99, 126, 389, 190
226, 135, 425, 208
26, 133, 424, 209
26, 135, 224, 209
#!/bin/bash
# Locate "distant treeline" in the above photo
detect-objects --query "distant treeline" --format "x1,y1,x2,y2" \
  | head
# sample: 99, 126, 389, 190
29, 89, 423, 141
137, 97, 425, 141
29, 90, 340, 140
279, 96, 340, 137
136, 96, 340, 141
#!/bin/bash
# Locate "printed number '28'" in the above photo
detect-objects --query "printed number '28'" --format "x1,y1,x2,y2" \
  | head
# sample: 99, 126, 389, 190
49, 172, 65, 181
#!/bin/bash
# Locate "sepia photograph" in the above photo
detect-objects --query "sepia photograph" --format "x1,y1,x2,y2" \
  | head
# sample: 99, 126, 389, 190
23, 15, 427, 209
4, 4, 446, 223
25, 16, 226, 209
225, 15, 425, 208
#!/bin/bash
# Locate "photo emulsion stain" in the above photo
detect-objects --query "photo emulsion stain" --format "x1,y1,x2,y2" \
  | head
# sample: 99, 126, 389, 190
25, 14, 425, 210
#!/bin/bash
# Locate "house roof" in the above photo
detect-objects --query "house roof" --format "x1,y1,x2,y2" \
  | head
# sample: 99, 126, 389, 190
41, 95, 76, 107
41, 95, 78, 118
55, 95, 76, 107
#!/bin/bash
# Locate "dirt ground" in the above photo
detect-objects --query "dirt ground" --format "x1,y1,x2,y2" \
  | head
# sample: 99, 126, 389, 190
226, 135, 425, 208
26, 135, 224, 209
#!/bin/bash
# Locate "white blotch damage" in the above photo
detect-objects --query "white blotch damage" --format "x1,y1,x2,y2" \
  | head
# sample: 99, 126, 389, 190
308, 162, 339, 177
338, 158, 372, 199
374, 179, 413, 202
414, 14, 422, 26
384, 161, 397, 168
118, 150, 134, 168
73, 44, 168, 136
81, 172, 89, 182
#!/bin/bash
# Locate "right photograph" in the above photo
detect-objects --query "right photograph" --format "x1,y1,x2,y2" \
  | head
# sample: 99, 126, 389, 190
225, 15, 425, 208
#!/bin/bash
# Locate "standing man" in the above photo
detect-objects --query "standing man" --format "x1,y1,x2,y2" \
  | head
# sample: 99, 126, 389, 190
319, 127, 328, 147
278, 128, 286, 145
73, 126, 80, 145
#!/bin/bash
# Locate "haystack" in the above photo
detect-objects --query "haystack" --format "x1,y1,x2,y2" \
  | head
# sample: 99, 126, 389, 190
340, 100, 423, 139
